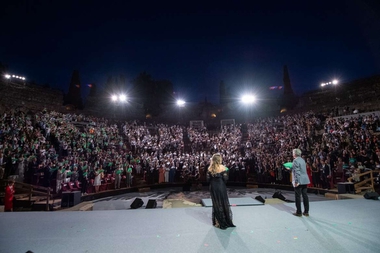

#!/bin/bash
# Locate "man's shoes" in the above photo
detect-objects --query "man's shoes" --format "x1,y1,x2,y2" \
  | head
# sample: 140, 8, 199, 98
302, 212, 309, 217
292, 212, 302, 217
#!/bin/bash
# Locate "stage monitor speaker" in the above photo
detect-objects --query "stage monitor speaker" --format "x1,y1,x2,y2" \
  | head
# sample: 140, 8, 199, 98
364, 192, 379, 200
130, 198, 144, 209
273, 191, 286, 201
61, 191, 81, 208
146, 199, 157, 209
255, 195, 265, 204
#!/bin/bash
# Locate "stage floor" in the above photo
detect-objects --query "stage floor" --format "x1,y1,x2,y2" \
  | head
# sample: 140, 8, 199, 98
201, 197, 264, 207
89, 187, 328, 210
1, 198, 379, 253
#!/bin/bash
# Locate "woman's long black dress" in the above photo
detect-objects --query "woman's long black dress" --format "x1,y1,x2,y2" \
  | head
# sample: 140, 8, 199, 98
208, 171, 236, 229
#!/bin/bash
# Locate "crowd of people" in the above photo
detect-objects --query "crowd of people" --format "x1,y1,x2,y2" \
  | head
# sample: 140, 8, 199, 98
1, 107, 380, 200
245, 111, 380, 188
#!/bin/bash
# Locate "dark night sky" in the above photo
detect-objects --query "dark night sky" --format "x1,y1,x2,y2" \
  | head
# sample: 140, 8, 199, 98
1, 0, 380, 103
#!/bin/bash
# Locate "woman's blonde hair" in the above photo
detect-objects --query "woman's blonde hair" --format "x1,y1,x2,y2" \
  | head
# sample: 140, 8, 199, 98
208, 153, 223, 175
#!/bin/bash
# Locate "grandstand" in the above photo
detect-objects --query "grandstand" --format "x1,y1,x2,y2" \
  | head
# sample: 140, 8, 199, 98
0, 77, 64, 113
0, 74, 379, 197
297, 74, 380, 115
1, 73, 380, 253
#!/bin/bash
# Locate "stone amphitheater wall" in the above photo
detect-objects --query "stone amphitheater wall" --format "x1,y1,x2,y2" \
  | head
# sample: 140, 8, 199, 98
0, 80, 65, 113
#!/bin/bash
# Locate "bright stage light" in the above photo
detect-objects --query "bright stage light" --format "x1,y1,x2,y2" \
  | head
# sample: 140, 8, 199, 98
321, 79, 339, 87
241, 95, 256, 104
177, 99, 185, 107
111, 95, 118, 101
5, 74, 11, 79
119, 94, 127, 102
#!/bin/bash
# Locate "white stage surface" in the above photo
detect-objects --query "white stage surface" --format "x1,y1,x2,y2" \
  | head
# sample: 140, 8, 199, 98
201, 197, 264, 207
1, 198, 379, 253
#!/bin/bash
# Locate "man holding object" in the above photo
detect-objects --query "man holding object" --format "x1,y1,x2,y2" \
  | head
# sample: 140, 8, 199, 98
285, 149, 310, 217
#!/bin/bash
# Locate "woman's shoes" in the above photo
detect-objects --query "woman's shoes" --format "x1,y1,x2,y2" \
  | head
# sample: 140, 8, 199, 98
214, 220, 236, 229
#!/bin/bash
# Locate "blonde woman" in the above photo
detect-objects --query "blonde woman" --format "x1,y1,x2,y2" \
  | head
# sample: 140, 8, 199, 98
207, 153, 236, 230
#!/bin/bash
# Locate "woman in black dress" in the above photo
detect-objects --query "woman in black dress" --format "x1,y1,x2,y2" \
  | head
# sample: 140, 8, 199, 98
207, 153, 236, 229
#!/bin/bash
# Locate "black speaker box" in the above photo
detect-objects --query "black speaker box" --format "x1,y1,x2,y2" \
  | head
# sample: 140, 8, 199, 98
130, 198, 144, 209
364, 192, 379, 200
255, 195, 265, 204
32, 203, 54, 211
146, 199, 157, 209
61, 191, 81, 208
273, 191, 286, 201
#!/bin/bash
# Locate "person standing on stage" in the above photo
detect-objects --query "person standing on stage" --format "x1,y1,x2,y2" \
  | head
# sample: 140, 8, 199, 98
207, 153, 236, 229
286, 148, 310, 217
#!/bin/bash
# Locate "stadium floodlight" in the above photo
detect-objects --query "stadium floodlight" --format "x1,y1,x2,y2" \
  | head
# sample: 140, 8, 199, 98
241, 94, 256, 104
111, 95, 118, 101
119, 94, 127, 102
177, 99, 185, 107
5, 74, 11, 79
321, 79, 339, 87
